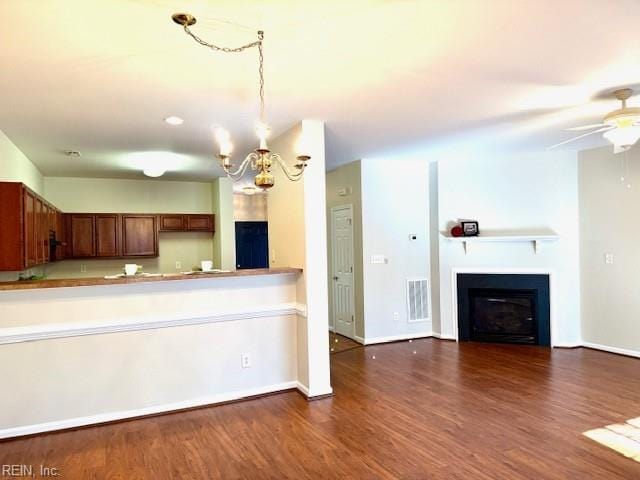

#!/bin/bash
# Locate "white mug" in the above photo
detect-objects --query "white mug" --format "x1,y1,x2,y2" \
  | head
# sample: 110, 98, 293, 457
201, 260, 213, 272
124, 264, 139, 276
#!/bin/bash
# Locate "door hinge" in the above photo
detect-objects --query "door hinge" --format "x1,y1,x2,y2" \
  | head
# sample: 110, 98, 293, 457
352, 314, 355, 322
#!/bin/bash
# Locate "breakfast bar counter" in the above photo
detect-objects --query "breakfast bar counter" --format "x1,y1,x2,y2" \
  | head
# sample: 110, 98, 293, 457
0, 267, 302, 291
0, 266, 306, 438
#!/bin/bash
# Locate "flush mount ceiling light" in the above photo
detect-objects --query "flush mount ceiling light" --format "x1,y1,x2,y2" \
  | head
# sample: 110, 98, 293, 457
550, 88, 640, 154
64, 150, 81, 157
164, 116, 184, 126
143, 167, 166, 178
171, 13, 310, 189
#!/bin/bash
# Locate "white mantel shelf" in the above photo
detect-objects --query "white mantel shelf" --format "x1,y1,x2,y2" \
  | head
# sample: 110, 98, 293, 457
441, 229, 559, 254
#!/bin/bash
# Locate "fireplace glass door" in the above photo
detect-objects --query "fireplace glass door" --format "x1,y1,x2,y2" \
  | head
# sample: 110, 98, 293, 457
469, 288, 537, 344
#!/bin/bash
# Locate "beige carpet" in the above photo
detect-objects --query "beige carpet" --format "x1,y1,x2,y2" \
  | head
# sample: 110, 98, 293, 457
583, 417, 640, 462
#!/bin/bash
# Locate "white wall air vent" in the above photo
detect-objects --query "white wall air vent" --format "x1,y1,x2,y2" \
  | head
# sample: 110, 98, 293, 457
407, 278, 430, 323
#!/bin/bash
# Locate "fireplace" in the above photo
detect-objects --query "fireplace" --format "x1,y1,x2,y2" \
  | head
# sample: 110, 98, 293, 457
457, 274, 550, 346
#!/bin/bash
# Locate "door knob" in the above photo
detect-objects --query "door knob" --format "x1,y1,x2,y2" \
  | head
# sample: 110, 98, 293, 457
333, 276, 338, 281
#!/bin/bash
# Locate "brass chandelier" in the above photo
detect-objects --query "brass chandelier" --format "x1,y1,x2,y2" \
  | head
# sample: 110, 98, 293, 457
172, 13, 310, 189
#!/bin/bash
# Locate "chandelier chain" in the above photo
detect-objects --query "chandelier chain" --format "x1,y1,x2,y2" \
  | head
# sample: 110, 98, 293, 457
183, 25, 265, 122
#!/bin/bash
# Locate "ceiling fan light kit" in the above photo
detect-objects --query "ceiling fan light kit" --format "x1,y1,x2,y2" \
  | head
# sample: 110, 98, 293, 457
551, 88, 640, 153
171, 13, 310, 189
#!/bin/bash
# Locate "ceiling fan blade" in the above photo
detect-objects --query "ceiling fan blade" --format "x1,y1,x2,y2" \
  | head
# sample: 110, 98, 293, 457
548, 126, 614, 150
566, 123, 608, 131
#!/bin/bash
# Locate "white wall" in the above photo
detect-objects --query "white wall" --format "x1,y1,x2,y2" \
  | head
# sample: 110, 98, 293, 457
579, 146, 640, 355
0, 129, 43, 195
43, 177, 215, 277
360, 158, 432, 341
268, 120, 332, 397
436, 150, 581, 346
234, 193, 268, 221
212, 177, 236, 270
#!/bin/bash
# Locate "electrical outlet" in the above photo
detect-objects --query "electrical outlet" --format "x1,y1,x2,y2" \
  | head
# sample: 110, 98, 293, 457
605, 253, 614, 265
80, 264, 87, 273
241, 353, 251, 368
393, 312, 400, 322
175, 261, 182, 270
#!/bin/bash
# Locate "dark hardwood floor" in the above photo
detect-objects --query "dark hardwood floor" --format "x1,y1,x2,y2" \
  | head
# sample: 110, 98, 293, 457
2, 339, 640, 479
330, 332, 362, 354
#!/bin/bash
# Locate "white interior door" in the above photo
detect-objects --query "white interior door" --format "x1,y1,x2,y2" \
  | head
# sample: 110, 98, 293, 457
331, 205, 355, 339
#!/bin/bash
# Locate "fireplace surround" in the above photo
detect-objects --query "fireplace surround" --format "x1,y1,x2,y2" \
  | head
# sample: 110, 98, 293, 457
456, 273, 551, 346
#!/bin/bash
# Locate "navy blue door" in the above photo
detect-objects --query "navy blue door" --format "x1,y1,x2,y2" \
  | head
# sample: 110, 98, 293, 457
235, 221, 269, 269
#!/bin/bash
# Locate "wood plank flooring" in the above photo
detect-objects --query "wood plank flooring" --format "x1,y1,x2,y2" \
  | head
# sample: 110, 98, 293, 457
1, 339, 640, 479
329, 332, 362, 354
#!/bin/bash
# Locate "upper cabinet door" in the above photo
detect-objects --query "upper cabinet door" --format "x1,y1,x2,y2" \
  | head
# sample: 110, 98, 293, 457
122, 215, 158, 257
23, 189, 36, 268
187, 214, 214, 232
95, 215, 120, 257
56, 211, 66, 261
159, 214, 185, 231
41, 203, 50, 263
70, 215, 96, 257
34, 198, 44, 265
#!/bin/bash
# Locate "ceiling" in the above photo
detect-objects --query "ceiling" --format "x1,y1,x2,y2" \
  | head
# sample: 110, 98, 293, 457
1, 0, 639, 180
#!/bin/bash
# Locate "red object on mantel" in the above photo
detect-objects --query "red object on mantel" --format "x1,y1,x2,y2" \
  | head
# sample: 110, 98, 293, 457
450, 225, 463, 237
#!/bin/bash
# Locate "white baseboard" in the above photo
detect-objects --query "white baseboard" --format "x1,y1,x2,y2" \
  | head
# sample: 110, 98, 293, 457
0, 381, 298, 440
552, 342, 582, 348
431, 332, 457, 341
296, 382, 310, 397
582, 342, 640, 359
354, 335, 365, 345
296, 382, 332, 399
328, 325, 335, 332
361, 332, 431, 345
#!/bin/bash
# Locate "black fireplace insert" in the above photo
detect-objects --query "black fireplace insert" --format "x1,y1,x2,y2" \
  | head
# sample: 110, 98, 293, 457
457, 274, 550, 346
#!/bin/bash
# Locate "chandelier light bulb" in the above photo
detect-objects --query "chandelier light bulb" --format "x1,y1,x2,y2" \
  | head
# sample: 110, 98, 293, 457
256, 122, 271, 150
214, 128, 233, 156
296, 133, 311, 157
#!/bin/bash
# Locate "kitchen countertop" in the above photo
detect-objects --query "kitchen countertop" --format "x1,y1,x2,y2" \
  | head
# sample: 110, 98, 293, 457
0, 268, 302, 291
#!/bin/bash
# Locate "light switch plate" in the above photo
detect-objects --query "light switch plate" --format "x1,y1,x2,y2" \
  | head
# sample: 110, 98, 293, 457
605, 253, 614, 265
370, 254, 387, 264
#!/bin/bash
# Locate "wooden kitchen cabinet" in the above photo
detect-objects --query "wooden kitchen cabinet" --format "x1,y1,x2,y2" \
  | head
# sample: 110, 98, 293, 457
0, 182, 63, 271
158, 214, 215, 232
55, 211, 66, 261
95, 215, 120, 257
69, 215, 96, 258
158, 214, 185, 231
23, 188, 36, 268
122, 215, 158, 257
64, 214, 158, 259
186, 214, 214, 232
0, 182, 211, 270
41, 202, 50, 263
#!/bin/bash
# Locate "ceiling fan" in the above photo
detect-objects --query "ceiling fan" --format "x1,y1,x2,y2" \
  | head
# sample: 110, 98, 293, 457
549, 88, 640, 153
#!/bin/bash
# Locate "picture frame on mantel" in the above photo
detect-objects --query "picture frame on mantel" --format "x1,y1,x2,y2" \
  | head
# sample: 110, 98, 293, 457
461, 221, 479, 237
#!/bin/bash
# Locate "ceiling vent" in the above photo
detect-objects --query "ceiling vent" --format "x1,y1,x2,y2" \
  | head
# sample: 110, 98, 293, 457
407, 278, 430, 323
